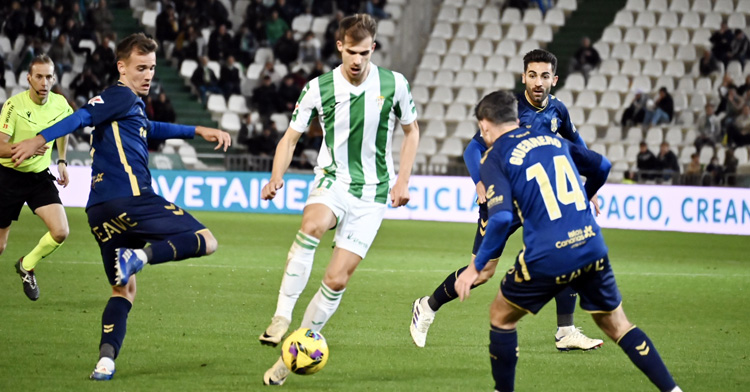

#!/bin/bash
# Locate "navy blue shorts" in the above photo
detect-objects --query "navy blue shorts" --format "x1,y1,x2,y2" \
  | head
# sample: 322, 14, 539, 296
471, 202, 521, 256
86, 193, 207, 285
500, 255, 622, 315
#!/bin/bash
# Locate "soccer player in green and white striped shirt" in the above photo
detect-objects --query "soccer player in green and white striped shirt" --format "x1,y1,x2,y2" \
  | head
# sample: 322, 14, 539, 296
259, 14, 420, 386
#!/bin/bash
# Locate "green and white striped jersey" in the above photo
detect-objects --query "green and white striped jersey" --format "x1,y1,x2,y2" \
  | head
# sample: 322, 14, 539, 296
289, 63, 417, 204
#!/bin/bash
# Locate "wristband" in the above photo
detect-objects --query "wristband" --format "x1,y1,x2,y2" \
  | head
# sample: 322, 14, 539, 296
57, 159, 67, 165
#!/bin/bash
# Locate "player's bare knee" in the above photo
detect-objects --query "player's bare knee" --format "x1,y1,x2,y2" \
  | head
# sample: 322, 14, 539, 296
51, 227, 69, 243
111, 280, 137, 302
299, 221, 326, 240
592, 310, 631, 341
322, 275, 348, 292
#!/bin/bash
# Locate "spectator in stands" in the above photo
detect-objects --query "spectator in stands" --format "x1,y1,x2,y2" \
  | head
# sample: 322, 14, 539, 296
16, 38, 44, 75
63, 17, 88, 56
274, 29, 300, 67
272, 0, 298, 26
698, 50, 721, 77
694, 103, 722, 152
621, 89, 648, 130
39, 15, 61, 43
684, 153, 703, 185
277, 74, 302, 113
568, 37, 600, 82
727, 104, 750, 147
245, 0, 268, 37
3, 1, 26, 43
710, 21, 734, 66
636, 141, 657, 181
0, 56, 6, 88
655, 141, 681, 182
153, 92, 177, 123
307, 60, 326, 80
92, 35, 117, 84
234, 25, 259, 66
717, 74, 737, 114
86, 50, 109, 88
705, 156, 724, 185
724, 148, 739, 185
265, 9, 290, 46
622, 170, 637, 184
175, 26, 201, 65
25, 0, 45, 38
366, 0, 390, 19
729, 29, 750, 67
260, 60, 283, 85
322, 10, 344, 60
208, 24, 234, 62
67, 1, 85, 28
739, 75, 750, 97
250, 123, 279, 156
643, 87, 674, 129
298, 32, 322, 64
88, 0, 114, 40
48, 33, 76, 76
219, 55, 242, 99
723, 86, 745, 131
191, 56, 223, 107
336, 0, 363, 14
311, 0, 335, 16
156, 4, 179, 45
237, 113, 258, 151
204, 0, 231, 28
252, 75, 280, 120
70, 66, 102, 107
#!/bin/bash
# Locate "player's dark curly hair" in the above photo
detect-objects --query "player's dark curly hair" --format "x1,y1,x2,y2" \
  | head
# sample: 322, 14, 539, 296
337, 14, 377, 43
116, 33, 158, 61
523, 49, 558, 74
475, 90, 517, 125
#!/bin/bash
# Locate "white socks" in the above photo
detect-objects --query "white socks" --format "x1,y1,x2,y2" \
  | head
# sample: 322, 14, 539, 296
301, 282, 345, 331
274, 231, 319, 321
556, 325, 576, 339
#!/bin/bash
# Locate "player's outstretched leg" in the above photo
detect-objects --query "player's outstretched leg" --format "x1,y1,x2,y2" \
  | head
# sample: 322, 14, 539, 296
554, 287, 603, 351
260, 231, 319, 346
593, 307, 681, 391
263, 356, 289, 386
115, 231, 213, 286
15, 258, 39, 301
90, 295, 133, 381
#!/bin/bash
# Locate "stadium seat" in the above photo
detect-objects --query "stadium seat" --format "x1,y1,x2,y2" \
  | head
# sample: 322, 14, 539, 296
593, 41, 610, 59
672, 91, 688, 112
714, 0, 735, 15
668, 28, 690, 46
690, 92, 707, 112
141, 9, 157, 35
607, 144, 625, 162
568, 107, 585, 125
635, 11, 656, 28
437, 6, 458, 22
598, 59, 620, 77
422, 102, 445, 120
291, 14, 313, 33
728, 13, 747, 30
676, 76, 695, 93
456, 87, 478, 106
565, 73, 586, 92
431, 22, 453, 40
379, 20, 396, 37
609, 75, 630, 93
532, 25, 553, 43
557, 0, 577, 11
507, 57, 524, 75
544, 8, 565, 28
428, 154, 449, 174
481, 23, 503, 41
734, 147, 749, 164
425, 38, 447, 55
586, 74, 608, 93
698, 144, 714, 164
633, 43, 653, 61
418, 136, 438, 155
441, 54, 463, 72
611, 42, 632, 61
219, 112, 241, 133
589, 142, 607, 156
692, 0, 712, 14
445, 104, 469, 122
665, 127, 684, 146
601, 126, 622, 143
601, 26, 622, 44
501, 8, 522, 26
425, 120, 448, 139
578, 124, 597, 145
523, 8, 543, 26
3, 70, 16, 88
575, 90, 597, 110
453, 121, 477, 139
448, 38, 470, 57
614, 10, 634, 28
646, 27, 667, 45
677, 110, 694, 125
587, 108, 610, 127
624, 144, 640, 163
645, 127, 663, 145
270, 113, 288, 132
670, 0, 690, 13
657, 11, 679, 30
648, 0, 668, 13
17, 71, 29, 89
479, 7, 500, 25
414, 69, 434, 86
679, 11, 702, 31
653, 43, 674, 61
701, 12, 722, 30
495, 39, 517, 57
485, 55, 506, 72
180, 59, 198, 81
553, 89, 574, 106
459, 6, 479, 23
695, 77, 713, 94
624, 27, 645, 45
623, 127, 643, 144
665, 60, 686, 78
626, 0, 645, 11
434, 70, 455, 86
642, 59, 663, 78
471, 39, 494, 57
456, 22, 478, 40
227, 94, 249, 115
600, 91, 622, 111
506, 23, 528, 42
310, 16, 329, 37
472, 71, 492, 88
655, 76, 675, 92
738, 0, 750, 13
438, 137, 465, 157
432, 86, 454, 105
621, 59, 642, 77
418, 54, 441, 71
454, 70, 475, 87
411, 85, 430, 104
692, 28, 712, 48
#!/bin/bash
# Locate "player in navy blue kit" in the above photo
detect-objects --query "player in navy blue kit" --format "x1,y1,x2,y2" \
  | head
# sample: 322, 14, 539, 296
411, 50, 603, 351
455, 90, 681, 392
11, 33, 232, 381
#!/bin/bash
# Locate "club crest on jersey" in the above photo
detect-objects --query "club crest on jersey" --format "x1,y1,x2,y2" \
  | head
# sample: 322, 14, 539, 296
376, 95, 385, 110
550, 117, 559, 133
88, 95, 104, 106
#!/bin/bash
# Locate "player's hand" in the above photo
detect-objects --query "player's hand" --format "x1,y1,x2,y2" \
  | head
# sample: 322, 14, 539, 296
195, 126, 232, 152
476, 181, 487, 204
11, 135, 47, 167
57, 162, 69, 187
262, 178, 284, 200
591, 193, 601, 216
390, 179, 410, 207
455, 262, 480, 302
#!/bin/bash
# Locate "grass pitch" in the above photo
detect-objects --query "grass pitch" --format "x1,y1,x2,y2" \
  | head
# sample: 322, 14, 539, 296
1, 207, 748, 391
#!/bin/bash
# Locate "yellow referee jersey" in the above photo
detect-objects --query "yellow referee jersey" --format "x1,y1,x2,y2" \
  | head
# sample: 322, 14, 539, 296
0, 90, 73, 173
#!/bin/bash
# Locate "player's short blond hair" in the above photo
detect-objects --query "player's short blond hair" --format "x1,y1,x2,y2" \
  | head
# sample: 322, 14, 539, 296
336, 14, 377, 44
116, 32, 158, 61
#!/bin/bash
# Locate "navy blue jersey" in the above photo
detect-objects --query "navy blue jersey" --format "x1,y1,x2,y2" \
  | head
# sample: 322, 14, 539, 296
477, 127, 610, 279
464, 92, 584, 185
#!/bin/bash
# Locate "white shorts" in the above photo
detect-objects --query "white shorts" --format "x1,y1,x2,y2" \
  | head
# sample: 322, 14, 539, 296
305, 175, 387, 259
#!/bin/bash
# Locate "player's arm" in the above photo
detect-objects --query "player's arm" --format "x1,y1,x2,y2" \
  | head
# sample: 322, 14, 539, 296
463, 135, 487, 203
261, 127, 303, 200
148, 122, 231, 151
10, 108, 93, 166
0, 101, 18, 158
569, 143, 611, 199
391, 120, 419, 207
557, 105, 587, 148
55, 135, 69, 187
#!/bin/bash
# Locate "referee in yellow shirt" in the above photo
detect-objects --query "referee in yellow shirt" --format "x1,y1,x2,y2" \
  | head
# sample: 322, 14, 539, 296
0, 54, 73, 301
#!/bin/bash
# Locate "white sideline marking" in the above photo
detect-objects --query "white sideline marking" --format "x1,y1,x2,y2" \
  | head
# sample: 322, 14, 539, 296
60, 260, 750, 278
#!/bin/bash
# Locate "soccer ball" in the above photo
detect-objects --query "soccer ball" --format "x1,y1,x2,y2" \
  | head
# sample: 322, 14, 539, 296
281, 328, 329, 375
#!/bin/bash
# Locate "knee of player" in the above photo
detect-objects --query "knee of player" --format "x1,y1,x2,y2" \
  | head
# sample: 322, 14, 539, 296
299, 222, 327, 240
51, 227, 69, 243
0, 242, 6, 256
322, 274, 348, 292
